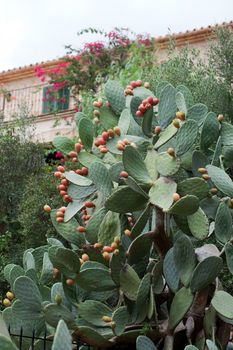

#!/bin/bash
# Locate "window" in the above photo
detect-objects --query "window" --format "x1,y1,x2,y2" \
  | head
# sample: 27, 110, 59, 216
42, 86, 70, 114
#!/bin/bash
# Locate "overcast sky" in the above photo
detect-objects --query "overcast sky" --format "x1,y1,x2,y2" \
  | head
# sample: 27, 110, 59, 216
0, 0, 232, 72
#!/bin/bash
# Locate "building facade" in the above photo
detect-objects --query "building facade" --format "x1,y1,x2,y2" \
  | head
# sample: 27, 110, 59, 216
0, 22, 232, 143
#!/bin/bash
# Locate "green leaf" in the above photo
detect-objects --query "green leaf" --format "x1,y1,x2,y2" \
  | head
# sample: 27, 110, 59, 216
100, 105, 118, 129
156, 152, 181, 176
105, 80, 126, 115
167, 195, 199, 215
64, 171, 92, 186
64, 199, 85, 222
50, 210, 85, 246
187, 103, 208, 123
169, 287, 194, 330
175, 120, 198, 156
136, 335, 157, 350
123, 146, 152, 184
158, 84, 177, 126
105, 186, 148, 213
187, 208, 209, 240
163, 248, 180, 293
53, 136, 75, 154
190, 256, 223, 292
211, 290, 233, 319
120, 264, 141, 301
78, 300, 112, 326
52, 319, 72, 350
78, 117, 94, 152
206, 165, 233, 197
112, 306, 129, 336
89, 162, 112, 197
85, 207, 107, 244
173, 235, 196, 286
98, 211, 121, 246
177, 177, 209, 200
149, 177, 177, 211
215, 202, 232, 244
225, 242, 233, 274
154, 123, 178, 149
76, 268, 116, 292
200, 112, 219, 150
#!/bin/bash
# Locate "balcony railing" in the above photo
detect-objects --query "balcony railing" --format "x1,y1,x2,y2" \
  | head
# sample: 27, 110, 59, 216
0, 84, 75, 121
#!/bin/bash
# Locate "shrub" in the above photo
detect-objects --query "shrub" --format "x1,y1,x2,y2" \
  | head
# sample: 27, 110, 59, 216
2, 78, 233, 349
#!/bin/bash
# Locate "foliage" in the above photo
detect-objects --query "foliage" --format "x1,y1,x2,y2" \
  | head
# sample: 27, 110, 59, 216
2, 77, 233, 350
146, 27, 233, 121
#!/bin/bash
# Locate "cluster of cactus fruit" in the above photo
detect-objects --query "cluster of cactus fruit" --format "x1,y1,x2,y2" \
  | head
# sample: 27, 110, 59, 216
2, 79, 233, 350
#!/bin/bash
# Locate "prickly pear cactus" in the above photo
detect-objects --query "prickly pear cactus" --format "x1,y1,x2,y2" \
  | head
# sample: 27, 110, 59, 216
2, 79, 233, 350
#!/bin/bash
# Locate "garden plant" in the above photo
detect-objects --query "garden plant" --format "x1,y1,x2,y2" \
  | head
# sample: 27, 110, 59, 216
1, 78, 233, 350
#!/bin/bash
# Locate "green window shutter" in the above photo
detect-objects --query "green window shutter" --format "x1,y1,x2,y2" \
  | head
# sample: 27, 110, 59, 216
57, 87, 70, 111
42, 86, 56, 114
42, 86, 70, 114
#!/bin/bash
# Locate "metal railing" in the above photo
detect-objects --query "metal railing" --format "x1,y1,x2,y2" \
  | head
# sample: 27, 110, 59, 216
8, 326, 91, 350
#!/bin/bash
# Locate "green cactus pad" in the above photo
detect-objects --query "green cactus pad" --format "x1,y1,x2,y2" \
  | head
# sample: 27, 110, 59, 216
99, 105, 118, 130
147, 286, 155, 319
78, 151, 103, 168
225, 242, 233, 274
187, 103, 208, 123
211, 290, 233, 319
187, 208, 209, 240
169, 287, 194, 330
190, 256, 223, 293
192, 150, 208, 177
154, 123, 178, 149
75, 326, 112, 348
40, 252, 53, 285
0, 336, 19, 350
48, 246, 81, 277
78, 300, 112, 327
176, 85, 194, 108
123, 145, 152, 184
8, 265, 25, 288
123, 176, 149, 198
131, 206, 151, 239
167, 195, 199, 215
107, 134, 149, 155
158, 84, 177, 126
175, 120, 198, 156
52, 319, 72, 350
163, 248, 180, 293
220, 122, 233, 146
176, 91, 187, 115
76, 268, 116, 292
120, 264, 141, 301
127, 233, 152, 265
105, 186, 148, 213
98, 211, 121, 246
184, 345, 199, 349
112, 306, 129, 336
206, 340, 219, 350
78, 117, 94, 152
156, 152, 181, 176
50, 210, 85, 246
142, 107, 154, 137
12, 300, 42, 320
51, 282, 70, 309
211, 136, 222, 167
44, 303, 75, 328
110, 245, 126, 286
136, 273, 151, 323
64, 171, 92, 186
136, 335, 157, 350
173, 235, 196, 286
152, 261, 164, 294
118, 108, 132, 135
130, 96, 143, 125
89, 162, 112, 197
109, 162, 124, 183
200, 112, 219, 150
67, 183, 96, 200
149, 177, 177, 211
144, 149, 159, 181
53, 136, 75, 154
206, 165, 233, 197
14, 276, 42, 307
215, 201, 232, 244
177, 177, 209, 200
4, 264, 17, 284
64, 199, 85, 222
156, 81, 170, 97
105, 80, 126, 115
85, 207, 107, 244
